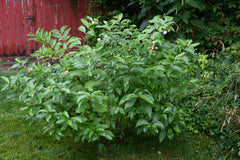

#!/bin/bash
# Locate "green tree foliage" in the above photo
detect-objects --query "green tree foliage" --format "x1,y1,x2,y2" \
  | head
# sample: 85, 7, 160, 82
90, 0, 240, 52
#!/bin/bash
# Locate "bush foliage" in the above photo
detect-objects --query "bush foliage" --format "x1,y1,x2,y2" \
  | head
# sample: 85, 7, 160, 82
90, 0, 240, 52
89, 0, 240, 157
2, 0, 240, 157
1, 15, 199, 143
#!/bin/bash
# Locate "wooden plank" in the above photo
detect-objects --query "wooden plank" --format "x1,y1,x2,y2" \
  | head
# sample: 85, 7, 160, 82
0, 1, 4, 56
46, 0, 51, 32
40, 0, 46, 29
64, 0, 73, 35
21, 0, 28, 56
79, 0, 89, 38
23, 0, 30, 55
4, 0, 11, 56
62, 0, 66, 29
33, 0, 42, 50
56, 0, 64, 30
41, 0, 49, 31
7, 1, 18, 56
1, 0, 10, 56
25, 0, 35, 55
71, 0, 80, 37
15, 0, 26, 56
49, 0, 57, 30
30, 0, 35, 54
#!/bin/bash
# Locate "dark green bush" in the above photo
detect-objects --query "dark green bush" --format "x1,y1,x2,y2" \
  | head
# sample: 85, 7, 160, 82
184, 44, 240, 157
1, 14, 198, 143
89, 0, 240, 156
90, 0, 240, 51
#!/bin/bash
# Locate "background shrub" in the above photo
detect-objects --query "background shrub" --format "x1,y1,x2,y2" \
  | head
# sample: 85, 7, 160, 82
90, 0, 240, 52
184, 44, 240, 157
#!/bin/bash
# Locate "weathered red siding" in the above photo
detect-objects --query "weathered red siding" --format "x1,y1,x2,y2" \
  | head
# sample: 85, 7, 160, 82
0, 0, 89, 57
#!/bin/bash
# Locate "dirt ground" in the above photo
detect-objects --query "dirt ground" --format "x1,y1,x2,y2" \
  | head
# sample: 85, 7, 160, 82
0, 56, 36, 71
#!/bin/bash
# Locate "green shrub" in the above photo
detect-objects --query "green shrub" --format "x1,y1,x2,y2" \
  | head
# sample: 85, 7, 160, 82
1, 14, 198, 143
184, 44, 240, 157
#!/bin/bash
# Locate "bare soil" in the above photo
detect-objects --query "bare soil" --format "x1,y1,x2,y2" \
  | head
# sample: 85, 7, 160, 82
0, 56, 36, 70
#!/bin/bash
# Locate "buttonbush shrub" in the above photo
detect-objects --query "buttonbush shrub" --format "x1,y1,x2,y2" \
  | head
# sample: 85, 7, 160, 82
1, 14, 198, 143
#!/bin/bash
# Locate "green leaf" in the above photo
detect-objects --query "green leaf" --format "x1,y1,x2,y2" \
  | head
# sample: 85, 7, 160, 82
136, 119, 150, 127
63, 111, 69, 119
85, 16, 93, 21
185, 0, 206, 11
60, 25, 67, 34
67, 120, 72, 126
140, 94, 154, 105
50, 39, 57, 47
69, 122, 78, 130
28, 108, 33, 116
168, 129, 174, 139
81, 18, 90, 28
77, 92, 90, 103
185, 47, 195, 56
153, 113, 162, 121
61, 88, 70, 94
63, 28, 71, 39
92, 105, 107, 113
141, 105, 152, 118
71, 116, 87, 123
101, 131, 114, 140
51, 29, 60, 36
166, 3, 181, 15
1, 76, 10, 83
125, 98, 137, 110
138, 7, 151, 19
123, 76, 130, 93
85, 81, 100, 92
82, 45, 92, 53
119, 94, 137, 106
68, 37, 81, 44
182, 11, 191, 24
140, 20, 149, 31
190, 19, 205, 29
91, 95, 107, 113
163, 107, 172, 113
46, 114, 51, 122
56, 119, 65, 124
176, 39, 187, 46
168, 115, 174, 123
159, 129, 166, 143
78, 26, 86, 33
20, 107, 29, 111
153, 121, 164, 129
173, 124, 181, 133
110, 107, 120, 115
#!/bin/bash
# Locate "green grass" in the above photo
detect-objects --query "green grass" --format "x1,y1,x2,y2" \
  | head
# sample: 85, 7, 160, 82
0, 71, 225, 160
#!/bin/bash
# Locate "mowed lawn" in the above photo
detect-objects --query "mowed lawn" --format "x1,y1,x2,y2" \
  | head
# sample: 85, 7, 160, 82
0, 71, 224, 160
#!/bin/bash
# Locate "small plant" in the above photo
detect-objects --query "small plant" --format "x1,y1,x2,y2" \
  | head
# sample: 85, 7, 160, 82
1, 14, 198, 143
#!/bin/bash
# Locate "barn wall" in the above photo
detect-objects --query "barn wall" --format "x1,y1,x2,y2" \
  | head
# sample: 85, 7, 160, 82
0, 0, 89, 57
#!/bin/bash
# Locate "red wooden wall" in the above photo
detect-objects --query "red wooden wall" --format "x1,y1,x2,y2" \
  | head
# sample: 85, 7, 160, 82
0, 0, 89, 57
